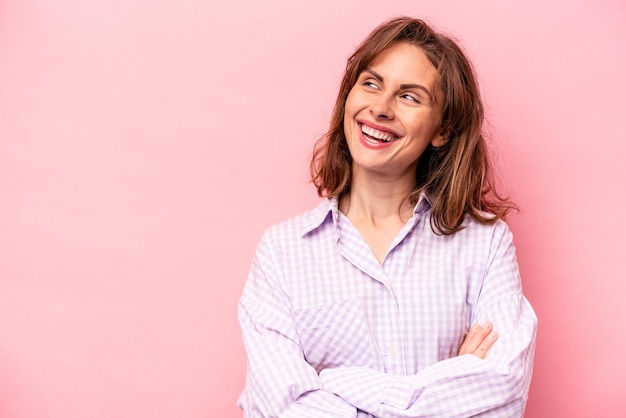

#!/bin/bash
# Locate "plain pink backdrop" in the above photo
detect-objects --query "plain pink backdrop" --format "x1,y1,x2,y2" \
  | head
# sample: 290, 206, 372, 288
1, 0, 625, 417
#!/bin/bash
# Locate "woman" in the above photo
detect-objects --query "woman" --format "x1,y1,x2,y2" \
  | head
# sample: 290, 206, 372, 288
238, 17, 537, 417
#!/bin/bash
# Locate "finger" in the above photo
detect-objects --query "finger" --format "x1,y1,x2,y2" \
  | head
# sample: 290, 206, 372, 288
458, 324, 478, 355
458, 323, 481, 355
458, 322, 493, 355
484, 346, 493, 358
472, 330, 498, 359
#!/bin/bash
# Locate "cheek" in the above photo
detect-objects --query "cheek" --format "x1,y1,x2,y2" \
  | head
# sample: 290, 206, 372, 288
406, 111, 440, 136
343, 117, 351, 140
343, 91, 361, 134
344, 90, 358, 118
403, 117, 426, 137
345, 84, 371, 115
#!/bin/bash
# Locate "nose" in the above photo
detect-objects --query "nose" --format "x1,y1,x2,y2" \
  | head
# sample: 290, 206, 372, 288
369, 94, 395, 120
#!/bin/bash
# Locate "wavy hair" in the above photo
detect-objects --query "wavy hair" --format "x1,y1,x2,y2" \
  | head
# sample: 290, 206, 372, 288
310, 17, 515, 234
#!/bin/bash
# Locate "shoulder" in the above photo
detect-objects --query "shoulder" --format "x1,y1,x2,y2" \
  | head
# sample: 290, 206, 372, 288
459, 211, 513, 240
250, 200, 335, 280
259, 198, 334, 247
458, 214, 519, 275
433, 213, 514, 257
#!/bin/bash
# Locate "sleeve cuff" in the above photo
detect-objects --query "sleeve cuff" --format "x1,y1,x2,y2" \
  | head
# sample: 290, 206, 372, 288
320, 367, 391, 415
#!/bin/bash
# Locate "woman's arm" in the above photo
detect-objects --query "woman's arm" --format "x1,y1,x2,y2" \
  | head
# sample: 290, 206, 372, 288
238, 235, 358, 418
319, 222, 537, 417
320, 294, 536, 417
458, 321, 499, 359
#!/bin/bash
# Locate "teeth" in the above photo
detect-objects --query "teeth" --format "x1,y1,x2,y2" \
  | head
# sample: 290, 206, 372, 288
361, 124, 397, 142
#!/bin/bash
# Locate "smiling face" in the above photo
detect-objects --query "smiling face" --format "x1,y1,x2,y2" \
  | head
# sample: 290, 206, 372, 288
343, 41, 446, 184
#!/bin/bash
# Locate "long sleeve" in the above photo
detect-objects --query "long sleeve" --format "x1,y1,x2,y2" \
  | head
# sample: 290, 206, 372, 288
238, 233, 358, 418
320, 222, 537, 417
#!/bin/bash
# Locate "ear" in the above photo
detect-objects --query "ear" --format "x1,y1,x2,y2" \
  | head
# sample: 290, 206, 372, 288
430, 130, 448, 148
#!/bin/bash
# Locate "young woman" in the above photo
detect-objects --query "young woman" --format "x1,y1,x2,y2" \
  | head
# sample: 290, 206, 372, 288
238, 17, 537, 417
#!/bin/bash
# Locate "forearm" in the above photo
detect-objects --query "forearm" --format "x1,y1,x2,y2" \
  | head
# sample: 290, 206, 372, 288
240, 385, 357, 418
321, 294, 536, 417
240, 301, 358, 417
239, 237, 359, 417
321, 352, 529, 417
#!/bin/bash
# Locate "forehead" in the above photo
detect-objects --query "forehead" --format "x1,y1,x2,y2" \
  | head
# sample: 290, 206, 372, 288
367, 41, 440, 86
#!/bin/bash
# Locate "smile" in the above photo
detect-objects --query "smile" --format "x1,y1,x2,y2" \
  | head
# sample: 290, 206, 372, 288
360, 124, 399, 143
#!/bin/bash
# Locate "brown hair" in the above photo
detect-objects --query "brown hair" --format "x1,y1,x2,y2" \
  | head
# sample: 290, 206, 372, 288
310, 17, 515, 234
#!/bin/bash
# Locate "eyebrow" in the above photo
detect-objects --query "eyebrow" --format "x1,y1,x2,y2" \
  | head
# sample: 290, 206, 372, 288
363, 68, 435, 102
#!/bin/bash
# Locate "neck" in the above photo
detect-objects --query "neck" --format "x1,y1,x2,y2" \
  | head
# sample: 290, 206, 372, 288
339, 169, 416, 225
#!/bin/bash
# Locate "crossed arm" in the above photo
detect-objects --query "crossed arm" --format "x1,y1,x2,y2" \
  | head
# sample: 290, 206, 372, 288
310, 291, 536, 418
239, 283, 506, 418
238, 228, 537, 417
458, 321, 499, 359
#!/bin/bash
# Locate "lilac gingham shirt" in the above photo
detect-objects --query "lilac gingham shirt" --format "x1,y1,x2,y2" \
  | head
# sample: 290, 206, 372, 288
238, 195, 537, 417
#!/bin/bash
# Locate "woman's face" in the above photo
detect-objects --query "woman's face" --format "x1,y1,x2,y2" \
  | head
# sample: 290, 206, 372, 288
343, 41, 445, 182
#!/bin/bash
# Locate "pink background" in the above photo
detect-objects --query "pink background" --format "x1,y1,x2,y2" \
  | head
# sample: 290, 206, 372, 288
1, 0, 625, 417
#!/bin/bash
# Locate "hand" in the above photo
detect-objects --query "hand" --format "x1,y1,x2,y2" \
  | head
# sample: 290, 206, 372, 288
458, 321, 498, 359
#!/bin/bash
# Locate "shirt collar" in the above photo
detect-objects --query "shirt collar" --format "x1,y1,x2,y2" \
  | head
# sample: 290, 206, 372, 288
301, 192, 432, 237
413, 191, 432, 215
301, 198, 338, 236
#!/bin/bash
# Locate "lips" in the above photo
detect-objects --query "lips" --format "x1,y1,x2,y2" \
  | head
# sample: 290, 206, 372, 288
359, 122, 401, 145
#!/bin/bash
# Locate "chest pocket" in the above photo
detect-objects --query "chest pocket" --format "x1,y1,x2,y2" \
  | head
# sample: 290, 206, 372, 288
294, 298, 376, 373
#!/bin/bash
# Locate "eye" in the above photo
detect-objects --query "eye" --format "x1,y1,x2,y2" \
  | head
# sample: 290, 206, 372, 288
361, 79, 381, 90
400, 93, 421, 103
